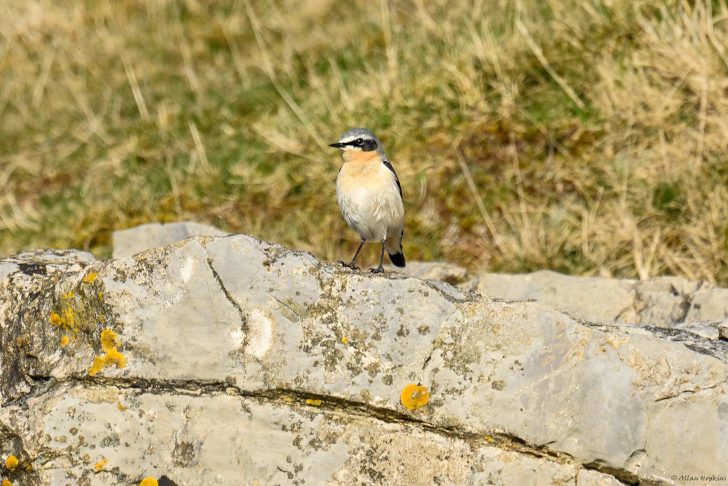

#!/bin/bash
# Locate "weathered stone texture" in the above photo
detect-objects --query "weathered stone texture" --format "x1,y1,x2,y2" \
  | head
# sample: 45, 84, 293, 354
112, 222, 228, 259
1, 235, 727, 485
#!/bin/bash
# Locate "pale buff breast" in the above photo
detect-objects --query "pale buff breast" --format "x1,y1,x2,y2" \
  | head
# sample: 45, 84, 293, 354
336, 152, 404, 244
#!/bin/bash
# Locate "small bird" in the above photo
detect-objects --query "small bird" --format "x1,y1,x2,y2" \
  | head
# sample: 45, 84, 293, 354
330, 128, 405, 273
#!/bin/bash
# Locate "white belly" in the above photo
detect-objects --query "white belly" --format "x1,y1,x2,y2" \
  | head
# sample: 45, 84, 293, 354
336, 164, 404, 243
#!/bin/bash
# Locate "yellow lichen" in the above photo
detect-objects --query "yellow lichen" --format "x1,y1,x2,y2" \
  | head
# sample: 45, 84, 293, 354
117, 401, 127, 411
484, 435, 495, 443
94, 457, 108, 471
2, 478, 11, 486
104, 348, 126, 368
49, 312, 62, 326
88, 329, 126, 376
50, 306, 78, 333
305, 398, 322, 406
88, 356, 105, 376
60, 335, 70, 347
400, 383, 430, 411
62, 305, 75, 329
82, 272, 98, 284
100, 329, 118, 350
340, 336, 349, 344
4, 455, 18, 471
140, 477, 158, 486
62, 291, 75, 300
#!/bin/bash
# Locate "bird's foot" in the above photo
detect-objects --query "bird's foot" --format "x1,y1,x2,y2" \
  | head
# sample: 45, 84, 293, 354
338, 260, 359, 271
369, 266, 384, 274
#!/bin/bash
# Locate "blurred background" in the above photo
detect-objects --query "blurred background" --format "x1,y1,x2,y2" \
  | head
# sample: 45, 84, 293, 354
1, 0, 727, 283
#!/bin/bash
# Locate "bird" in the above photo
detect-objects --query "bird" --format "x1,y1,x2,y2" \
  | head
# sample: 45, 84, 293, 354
329, 127, 405, 273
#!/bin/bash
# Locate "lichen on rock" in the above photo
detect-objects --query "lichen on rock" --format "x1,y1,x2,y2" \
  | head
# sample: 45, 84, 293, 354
400, 384, 430, 411
3, 455, 17, 472
0, 232, 727, 485
88, 329, 126, 376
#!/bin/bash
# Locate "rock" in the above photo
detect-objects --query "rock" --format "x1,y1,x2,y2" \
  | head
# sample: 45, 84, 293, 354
396, 261, 470, 285
672, 321, 722, 340
630, 276, 702, 324
576, 469, 625, 486
688, 287, 728, 322
720, 324, 728, 341
1, 235, 727, 485
473, 271, 728, 332
473, 270, 635, 324
112, 221, 229, 258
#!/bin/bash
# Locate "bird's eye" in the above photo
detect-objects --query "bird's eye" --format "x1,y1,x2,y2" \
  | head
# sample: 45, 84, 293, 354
355, 138, 363, 145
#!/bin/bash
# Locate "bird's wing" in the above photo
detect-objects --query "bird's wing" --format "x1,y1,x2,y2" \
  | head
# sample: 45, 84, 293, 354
382, 159, 403, 199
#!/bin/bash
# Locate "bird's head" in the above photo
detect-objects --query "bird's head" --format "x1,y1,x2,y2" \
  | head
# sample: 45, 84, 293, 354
329, 128, 383, 154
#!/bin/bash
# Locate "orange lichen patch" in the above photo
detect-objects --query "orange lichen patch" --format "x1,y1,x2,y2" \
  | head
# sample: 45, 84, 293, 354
400, 384, 430, 411
88, 356, 105, 376
140, 477, 158, 486
88, 329, 127, 376
2, 478, 11, 486
94, 457, 108, 472
340, 336, 349, 344
50, 305, 78, 334
4, 455, 18, 471
100, 329, 118, 349
105, 347, 125, 368
82, 272, 98, 284
305, 398, 322, 406
60, 335, 70, 347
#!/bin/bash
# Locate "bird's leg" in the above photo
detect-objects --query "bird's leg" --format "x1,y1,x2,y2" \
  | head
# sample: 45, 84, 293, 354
370, 238, 386, 274
339, 240, 365, 270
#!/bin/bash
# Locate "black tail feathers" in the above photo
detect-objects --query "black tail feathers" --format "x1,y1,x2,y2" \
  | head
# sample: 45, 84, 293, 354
388, 250, 406, 268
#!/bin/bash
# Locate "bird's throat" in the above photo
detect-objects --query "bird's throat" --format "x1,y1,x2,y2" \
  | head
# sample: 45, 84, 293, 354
342, 150, 380, 165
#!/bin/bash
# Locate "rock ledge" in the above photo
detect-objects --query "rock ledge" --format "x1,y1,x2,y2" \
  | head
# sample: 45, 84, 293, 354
1, 235, 726, 485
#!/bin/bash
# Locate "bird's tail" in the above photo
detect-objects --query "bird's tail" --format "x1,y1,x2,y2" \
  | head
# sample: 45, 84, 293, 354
388, 250, 406, 267
386, 230, 406, 268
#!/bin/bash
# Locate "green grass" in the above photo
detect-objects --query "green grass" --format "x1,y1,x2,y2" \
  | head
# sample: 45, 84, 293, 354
2, 0, 728, 284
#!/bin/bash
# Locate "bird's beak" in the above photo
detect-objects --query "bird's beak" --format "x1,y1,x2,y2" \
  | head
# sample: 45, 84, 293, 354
328, 142, 346, 148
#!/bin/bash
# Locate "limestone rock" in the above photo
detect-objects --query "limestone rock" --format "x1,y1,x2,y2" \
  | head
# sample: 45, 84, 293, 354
473, 270, 728, 332
112, 221, 229, 258
1, 235, 727, 485
473, 270, 635, 324
396, 261, 470, 285
720, 323, 728, 341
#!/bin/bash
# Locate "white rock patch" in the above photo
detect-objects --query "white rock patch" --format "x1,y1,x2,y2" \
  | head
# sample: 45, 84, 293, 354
180, 257, 194, 283
245, 308, 274, 360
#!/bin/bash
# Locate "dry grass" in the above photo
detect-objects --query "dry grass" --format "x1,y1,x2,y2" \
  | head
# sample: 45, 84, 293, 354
1, 0, 727, 283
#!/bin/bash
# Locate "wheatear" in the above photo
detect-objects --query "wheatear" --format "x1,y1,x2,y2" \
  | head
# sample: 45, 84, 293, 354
330, 128, 405, 273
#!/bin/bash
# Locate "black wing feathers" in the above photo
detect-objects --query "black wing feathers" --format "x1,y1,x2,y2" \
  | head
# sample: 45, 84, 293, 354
382, 159, 402, 199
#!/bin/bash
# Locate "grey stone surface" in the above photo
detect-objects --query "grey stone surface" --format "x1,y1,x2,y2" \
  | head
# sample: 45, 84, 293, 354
473, 270, 635, 324
1, 235, 727, 485
470, 270, 728, 334
0, 249, 96, 282
720, 324, 728, 341
112, 221, 229, 258
396, 261, 470, 285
